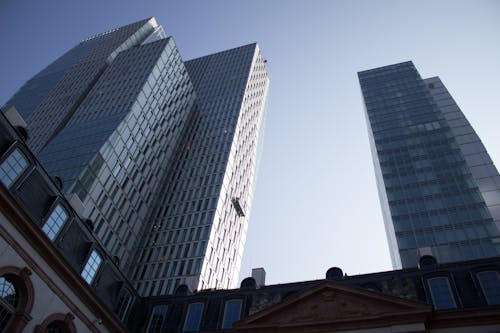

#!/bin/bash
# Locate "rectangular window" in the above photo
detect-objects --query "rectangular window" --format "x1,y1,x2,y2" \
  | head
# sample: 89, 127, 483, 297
428, 277, 457, 310
147, 305, 168, 333
222, 299, 242, 329
81, 250, 102, 284
477, 271, 500, 305
115, 290, 133, 321
183, 302, 203, 332
0, 148, 28, 187
42, 204, 68, 240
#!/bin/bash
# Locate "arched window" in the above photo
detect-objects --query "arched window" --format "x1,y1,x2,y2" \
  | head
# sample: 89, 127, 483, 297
0, 276, 18, 332
34, 313, 76, 333
0, 266, 34, 333
45, 321, 65, 333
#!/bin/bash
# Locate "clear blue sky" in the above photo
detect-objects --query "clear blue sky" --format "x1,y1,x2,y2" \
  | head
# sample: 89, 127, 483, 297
1, 0, 499, 285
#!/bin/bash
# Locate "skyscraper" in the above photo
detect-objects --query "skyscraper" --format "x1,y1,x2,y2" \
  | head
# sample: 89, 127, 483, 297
3, 18, 269, 296
358, 61, 500, 268
132, 44, 269, 295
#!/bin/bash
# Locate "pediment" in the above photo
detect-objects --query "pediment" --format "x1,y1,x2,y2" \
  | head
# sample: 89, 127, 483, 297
236, 281, 432, 331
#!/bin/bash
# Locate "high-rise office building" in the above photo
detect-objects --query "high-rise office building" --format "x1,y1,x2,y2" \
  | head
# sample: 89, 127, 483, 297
358, 61, 500, 268
3, 18, 269, 296
132, 44, 268, 295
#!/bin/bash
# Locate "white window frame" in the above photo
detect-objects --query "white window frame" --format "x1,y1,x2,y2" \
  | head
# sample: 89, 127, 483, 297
42, 203, 68, 240
0, 147, 28, 188
81, 250, 102, 284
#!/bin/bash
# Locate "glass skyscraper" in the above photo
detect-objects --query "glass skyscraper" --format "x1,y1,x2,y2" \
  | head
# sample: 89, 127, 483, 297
358, 61, 500, 268
133, 44, 269, 295
3, 18, 269, 296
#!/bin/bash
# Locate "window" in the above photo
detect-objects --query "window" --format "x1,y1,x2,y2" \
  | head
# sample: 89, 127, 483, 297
115, 289, 133, 321
45, 321, 65, 333
81, 250, 102, 284
0, 148, 28, 188
0, 276, 18, 332
42, 204, 68, 241
427, 277, 457, 310
147, 305, 167, 333
222, 299, 242, 329
477, 271, 500, 305
183, 302, 203, 332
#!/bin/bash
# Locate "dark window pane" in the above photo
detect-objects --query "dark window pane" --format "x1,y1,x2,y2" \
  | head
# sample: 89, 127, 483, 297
477, 271, 500, 305
148, 305, 168, 333
222, 299, 242, 329
428, 277, 456, 310
183, 303, 203, 331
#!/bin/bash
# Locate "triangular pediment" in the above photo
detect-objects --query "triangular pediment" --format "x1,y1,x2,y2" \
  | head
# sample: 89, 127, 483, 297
236, 281, 432, 332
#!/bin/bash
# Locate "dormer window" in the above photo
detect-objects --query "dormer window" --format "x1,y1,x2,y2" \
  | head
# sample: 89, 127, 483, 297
42, 204, 68, 241
183, 302, 203, 332
147, 305, 168, 333
222, 299, 242, 329
427, 277, 457, 310
477, 271, 500, 305
0, 148, 28, 188
81, 250, 102, 284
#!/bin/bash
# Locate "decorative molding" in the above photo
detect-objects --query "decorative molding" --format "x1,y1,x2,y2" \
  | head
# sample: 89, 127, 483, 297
0, 184, 126, 332
236, 281, 433, 332
0, 266, 34, 333
34, 312, 77, 333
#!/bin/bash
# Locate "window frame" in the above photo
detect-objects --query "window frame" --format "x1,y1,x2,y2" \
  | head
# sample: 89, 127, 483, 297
0, 266, 34, 333
80, 248, 103, 285
425, 275, 458, 310
221, 298, 243, 330
0, 143, 31, 189
0, 275, 18, 331
42, 200, 70, 241
476, 270, 500, 305
146, 304, 168, 333
182, 302, 204, 332
115, 287, 134, 322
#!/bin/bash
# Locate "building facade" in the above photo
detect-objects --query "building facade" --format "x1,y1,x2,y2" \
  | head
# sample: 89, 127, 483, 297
3, 18, 269, 296
358, 61, 500, 269
3, 103, 498, 332
0, 108, 138, 332
134, 256, 500, 333
131, 44, 269, 295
